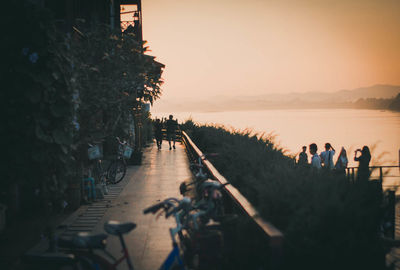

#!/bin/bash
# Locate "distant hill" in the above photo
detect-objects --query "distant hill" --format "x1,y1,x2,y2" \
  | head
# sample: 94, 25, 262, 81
153, 84, 400, 112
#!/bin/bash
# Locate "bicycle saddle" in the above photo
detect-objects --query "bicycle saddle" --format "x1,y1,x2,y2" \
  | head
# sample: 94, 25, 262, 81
104, 220, 136, 235
59, 232, 108, 249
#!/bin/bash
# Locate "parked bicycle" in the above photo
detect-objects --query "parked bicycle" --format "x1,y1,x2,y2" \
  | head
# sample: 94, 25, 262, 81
87, 142, 108, 198
107, 137, 132, 185
144, 197, 227, 270
180, 153, 219, 196
23, 220, 136, 270
23, 194, 229, 270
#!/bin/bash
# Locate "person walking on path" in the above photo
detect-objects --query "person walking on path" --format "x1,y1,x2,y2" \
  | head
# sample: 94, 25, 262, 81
153, 118, 163, 150
335, 147, 348, 174
320, 143, 335, 169
354, 145, 371, 181
165, 114, 178, 150
297, 146, 308, 166
309, 143, 321, 170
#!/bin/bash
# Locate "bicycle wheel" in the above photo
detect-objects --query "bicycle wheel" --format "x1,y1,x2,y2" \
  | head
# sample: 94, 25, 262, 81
107, 160, 127, 184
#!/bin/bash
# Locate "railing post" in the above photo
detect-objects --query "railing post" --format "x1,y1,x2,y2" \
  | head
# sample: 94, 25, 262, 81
351, 168, 355, 183
379, 167, 383, 182
386, 190, 396, 239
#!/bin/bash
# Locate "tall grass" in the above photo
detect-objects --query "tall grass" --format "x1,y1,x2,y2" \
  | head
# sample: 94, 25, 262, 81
182, 119, 386, 270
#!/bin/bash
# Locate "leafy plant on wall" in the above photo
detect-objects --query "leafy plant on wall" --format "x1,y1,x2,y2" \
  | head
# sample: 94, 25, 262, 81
1, 2, 76, 214
1, 2, 164, 215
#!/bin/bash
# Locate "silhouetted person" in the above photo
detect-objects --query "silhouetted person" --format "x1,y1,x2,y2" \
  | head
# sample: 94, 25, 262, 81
354, 146, 371, 181
309, 143, 321, 169
298, 146, 308, 166
154, 118, 163, 150
320, 143, 335, 169
166, 115, 178, 150
335, 147, 348, 174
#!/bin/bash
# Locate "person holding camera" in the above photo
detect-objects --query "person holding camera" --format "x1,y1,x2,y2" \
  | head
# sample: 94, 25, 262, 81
320, 143, 335, 169
354, 146, 371, 181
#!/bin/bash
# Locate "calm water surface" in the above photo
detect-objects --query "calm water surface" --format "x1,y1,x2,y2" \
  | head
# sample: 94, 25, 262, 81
154, 109, 400, 168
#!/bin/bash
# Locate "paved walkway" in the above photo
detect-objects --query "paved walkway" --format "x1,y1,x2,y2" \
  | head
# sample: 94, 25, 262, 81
387, 203, 400, 269
91, 141, 192, 270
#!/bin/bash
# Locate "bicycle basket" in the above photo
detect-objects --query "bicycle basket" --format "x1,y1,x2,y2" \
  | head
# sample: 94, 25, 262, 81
88, 145, 101, 160
123, 145, 133, 159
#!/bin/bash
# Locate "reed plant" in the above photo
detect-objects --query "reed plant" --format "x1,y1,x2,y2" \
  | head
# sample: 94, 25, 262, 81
182, 119, 386, 270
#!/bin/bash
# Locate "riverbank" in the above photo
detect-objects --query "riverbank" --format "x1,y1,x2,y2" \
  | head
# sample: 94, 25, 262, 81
182, 120, 387, 270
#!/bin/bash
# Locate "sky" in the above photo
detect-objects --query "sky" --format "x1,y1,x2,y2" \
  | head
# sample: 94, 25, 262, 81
140, 0, 400, 103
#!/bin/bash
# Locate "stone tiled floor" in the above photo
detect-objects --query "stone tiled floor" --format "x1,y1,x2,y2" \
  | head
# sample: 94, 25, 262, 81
387, 203, 400, 269
93, 141, 193, 270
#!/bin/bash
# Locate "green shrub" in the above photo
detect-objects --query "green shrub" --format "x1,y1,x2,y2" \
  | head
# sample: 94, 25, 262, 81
182, 120, 385, 270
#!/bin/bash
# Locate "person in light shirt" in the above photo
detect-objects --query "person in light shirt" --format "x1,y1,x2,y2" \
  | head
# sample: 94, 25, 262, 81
309, 143, 321, 169
320, 143, 336, 169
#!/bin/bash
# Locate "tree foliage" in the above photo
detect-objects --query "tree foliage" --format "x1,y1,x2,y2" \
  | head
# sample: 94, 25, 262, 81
70, 26, 164, 143
1, 2, 164, 215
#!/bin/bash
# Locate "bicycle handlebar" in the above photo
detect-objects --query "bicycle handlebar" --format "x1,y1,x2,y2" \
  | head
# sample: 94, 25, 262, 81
143, 202, 164, 214
165, 197, 192, 218
143, 198, 181, 216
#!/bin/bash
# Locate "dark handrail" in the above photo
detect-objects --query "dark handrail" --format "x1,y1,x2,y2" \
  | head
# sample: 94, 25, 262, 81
346, 165, 400, 184
347, 166, 400, 169
181, 131, 284, 267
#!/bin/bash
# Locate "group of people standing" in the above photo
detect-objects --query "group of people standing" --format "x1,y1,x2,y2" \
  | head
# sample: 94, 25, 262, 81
153, 115, 179, 150
298, 143, 371, 179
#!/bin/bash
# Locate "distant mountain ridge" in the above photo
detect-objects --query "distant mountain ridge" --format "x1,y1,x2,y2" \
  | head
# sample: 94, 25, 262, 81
154, 84, 400, 112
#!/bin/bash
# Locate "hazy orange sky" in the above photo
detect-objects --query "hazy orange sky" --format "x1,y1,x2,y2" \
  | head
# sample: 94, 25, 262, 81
141, 0, 400, 102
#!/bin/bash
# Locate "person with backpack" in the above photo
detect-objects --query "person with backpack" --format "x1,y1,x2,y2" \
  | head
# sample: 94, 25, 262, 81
165, 115, 178, 150
320, 143, 335, 169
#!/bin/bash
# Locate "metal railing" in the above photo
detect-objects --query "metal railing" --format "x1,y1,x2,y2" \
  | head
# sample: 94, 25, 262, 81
181, 131, 284, 269
346, 165, 400, 186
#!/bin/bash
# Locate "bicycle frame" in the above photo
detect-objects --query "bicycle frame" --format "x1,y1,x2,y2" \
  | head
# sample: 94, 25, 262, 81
62, 233, 134, 270
159, 242, 185, 270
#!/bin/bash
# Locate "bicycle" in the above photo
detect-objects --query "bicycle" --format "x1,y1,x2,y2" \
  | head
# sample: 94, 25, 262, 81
87, 143, 109, 198
23, 220, 136, 270
144, 197, 228, 270
180, 153, 219, 195
107, 137, 132, 184
143, 197, 193, 270
23, 195, 228, 270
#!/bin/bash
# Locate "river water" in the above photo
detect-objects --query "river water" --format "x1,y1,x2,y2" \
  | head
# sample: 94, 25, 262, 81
153, 109, 400, 169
